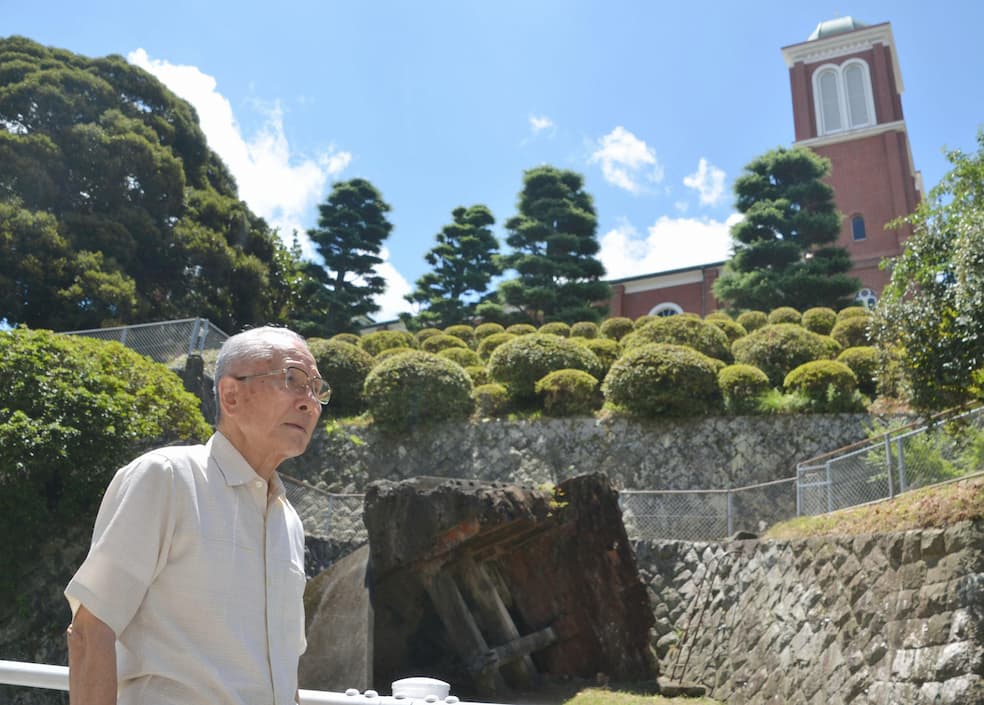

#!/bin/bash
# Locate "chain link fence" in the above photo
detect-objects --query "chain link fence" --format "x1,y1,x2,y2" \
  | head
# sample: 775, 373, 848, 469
64, 317, 229, 375
282, 475, 367, 544
797, 404, 984, 516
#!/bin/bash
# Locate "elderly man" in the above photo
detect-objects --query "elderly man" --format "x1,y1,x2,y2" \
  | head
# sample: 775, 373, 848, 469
65, 326, 328, 705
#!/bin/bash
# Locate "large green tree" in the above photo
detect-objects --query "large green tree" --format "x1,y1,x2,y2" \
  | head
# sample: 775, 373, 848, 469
0, 36, 307, 332
406, 204, 501, 327
499, 166, 610, 324
713, 146, 859, 312
872, 131, 984, 412
305, 178, 393, 335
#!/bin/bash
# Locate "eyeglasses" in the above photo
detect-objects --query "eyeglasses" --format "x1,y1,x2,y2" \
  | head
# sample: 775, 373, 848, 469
233, 366, 332, 405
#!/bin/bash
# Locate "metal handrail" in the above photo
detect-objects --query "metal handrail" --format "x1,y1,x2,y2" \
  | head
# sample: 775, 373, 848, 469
0, 659, 511, 705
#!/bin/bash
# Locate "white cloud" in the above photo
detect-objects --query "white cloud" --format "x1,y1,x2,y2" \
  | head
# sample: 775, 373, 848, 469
599, 214, 740, 280
127, 49, 351, 258
683, 158, 727, 206
529, 114, 555, 134
372, 248, 414, 322
589, 126, 664, 194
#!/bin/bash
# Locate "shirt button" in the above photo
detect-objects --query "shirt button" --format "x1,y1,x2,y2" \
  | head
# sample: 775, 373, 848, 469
255, 480, 265, 489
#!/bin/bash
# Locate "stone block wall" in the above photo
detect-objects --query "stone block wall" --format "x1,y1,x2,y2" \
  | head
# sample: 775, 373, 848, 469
633, 521, 984, 704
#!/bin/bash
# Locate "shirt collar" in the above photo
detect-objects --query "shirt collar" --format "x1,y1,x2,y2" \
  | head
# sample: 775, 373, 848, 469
208, 432, 286, 498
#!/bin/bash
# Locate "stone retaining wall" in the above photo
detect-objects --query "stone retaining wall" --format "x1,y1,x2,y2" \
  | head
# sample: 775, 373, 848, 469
282, 414, 878, 492
633, 521, 984, 705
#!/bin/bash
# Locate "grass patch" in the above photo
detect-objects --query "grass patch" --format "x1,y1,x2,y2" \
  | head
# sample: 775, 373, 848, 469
563, 687, 721, 705
765, 474, 984, 540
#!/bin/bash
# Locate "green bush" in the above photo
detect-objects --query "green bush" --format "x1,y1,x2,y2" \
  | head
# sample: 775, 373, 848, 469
364, 351, 474, 431
506, 323, 537, 336
539, 321, 571, 337
837, 346, 879, 397
488, 334, 602, 403
421, 334, 469, 354
474, 322, 505, 340
602, 343, 721, 417
783, 360, 865, 412
708, 317, 748, 344
600, 317, 634, 341
581, 337, 619, 373
633, 314, 656, 329
622, 316, 732, 363
443, 325, 476, 348
830, 316, 871, 348
438, 347, 482, 368
732, 323, 842, 386
837, 306, 870, 321
768, 306, 802, 325
360, 330, 417, 356
331, 332, 361, 346
473, 383, 511, 417
570, 321, 599, 339
414, 327, 443, 344
477, 332, 518, 360
373, 347, 414, 364
307, 338, 375, 415
718, 363, 771, 414
464, 365, 490, 386
801, 307, 838, 335
736, 310, 768, 332
535, 369, 600, 417
705, 312, 733, 322
0, 328, 211, 600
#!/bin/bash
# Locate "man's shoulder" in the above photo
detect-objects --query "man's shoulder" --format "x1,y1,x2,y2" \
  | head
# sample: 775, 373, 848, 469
122, 440, 211, 480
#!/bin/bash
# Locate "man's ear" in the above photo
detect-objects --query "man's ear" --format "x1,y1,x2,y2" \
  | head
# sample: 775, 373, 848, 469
216, 376, 242, 418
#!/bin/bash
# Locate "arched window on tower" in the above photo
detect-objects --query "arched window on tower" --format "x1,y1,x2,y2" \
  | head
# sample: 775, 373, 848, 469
851, 215, 867, 241
650, 303, 683, 317
813, 60, 876, 136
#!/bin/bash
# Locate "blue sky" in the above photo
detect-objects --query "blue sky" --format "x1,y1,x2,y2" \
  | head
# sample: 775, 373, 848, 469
4, 1, 983, 321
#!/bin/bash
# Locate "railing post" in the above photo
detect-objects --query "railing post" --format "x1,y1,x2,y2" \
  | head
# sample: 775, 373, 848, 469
825, 461, 833, 513
726, 489, 734, 536
188, 317, 202, 358
884, 432, 895, 499
896, 437, 907, 493
119, 327, 128, 346
796, 465, 802, 516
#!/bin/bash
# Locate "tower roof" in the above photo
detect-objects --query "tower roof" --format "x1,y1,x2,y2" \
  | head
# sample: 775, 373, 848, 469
808, 16, 869, 41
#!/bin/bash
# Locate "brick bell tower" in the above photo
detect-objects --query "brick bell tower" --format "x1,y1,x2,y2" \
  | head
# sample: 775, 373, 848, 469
782, 17, 922, 306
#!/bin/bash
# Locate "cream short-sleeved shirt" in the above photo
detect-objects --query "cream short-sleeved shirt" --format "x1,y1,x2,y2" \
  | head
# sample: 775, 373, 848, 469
66, 432, 307, 705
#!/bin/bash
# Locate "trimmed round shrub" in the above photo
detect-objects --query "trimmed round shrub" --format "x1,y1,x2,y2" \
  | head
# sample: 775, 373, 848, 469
736, 310, 768, 332
464, 365, 490, 386
477, 332, 517, 360
535, 369, 600, 417
473, 383, 511, 417
837, 346, 879, 397
414, 327, 443, 344
360, 330, 416, 356
421, 333, 469, 354
718, 364, 771, 415
768, 307, 802, 325
570, 321, 599, 339
505, 323, 537, 336
830, 316, 871, 349
784, 360, 863, 412
0, 329, 210, 599
438, 347, 482, 368
474, 322, 505, 340
622, 316, 732, 363
837, 306, 870, 321
307, 338, 375, 415
443, 325, 476, 348
331, 332, 361, 346
732, 323, 842, 386
600, 317, 634, 341
364, 351, 473, 430
801, 307, 837, 335
539, 321, 571, 337
602, 343, 721, 417
581, 337, 619, 373
373, 347, 414, 364
633, 314, 657, 329
708, 318, 748, 344
705, 312, 733, 322
488, 333, 603, 402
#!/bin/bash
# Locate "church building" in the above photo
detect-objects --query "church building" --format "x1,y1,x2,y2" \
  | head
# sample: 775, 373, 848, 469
608, 16, 922, 318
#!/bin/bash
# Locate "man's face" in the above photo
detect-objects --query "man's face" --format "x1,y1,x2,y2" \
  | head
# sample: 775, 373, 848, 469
227, 340, 323, 474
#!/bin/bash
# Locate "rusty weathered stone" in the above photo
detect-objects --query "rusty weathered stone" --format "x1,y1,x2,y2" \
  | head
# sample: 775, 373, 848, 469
364, 473, 656, 697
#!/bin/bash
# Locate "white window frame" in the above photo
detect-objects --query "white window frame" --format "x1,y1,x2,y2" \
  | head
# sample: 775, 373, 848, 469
649, 303, 683, 317
812, 59, 877, 136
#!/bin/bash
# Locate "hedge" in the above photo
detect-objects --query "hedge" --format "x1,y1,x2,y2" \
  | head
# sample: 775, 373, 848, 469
306, 338, 375, 415
535, 369, 600, 417
488, 334, 603, 403
602, 343, 721, 417
363, 351, 473, 430
622, 316, 732, 363
732, 323, 841, 387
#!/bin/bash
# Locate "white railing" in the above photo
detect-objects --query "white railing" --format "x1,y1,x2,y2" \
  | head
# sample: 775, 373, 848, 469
0, 660, 510, 705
